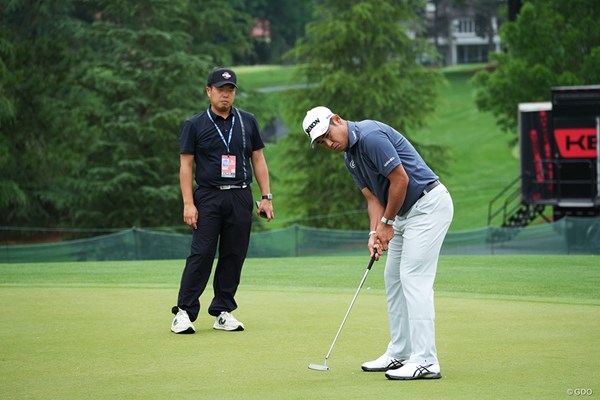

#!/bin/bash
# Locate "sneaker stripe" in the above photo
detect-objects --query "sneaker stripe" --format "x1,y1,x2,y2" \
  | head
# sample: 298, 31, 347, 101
414, 364, 434, 378
385, 363, 442, 380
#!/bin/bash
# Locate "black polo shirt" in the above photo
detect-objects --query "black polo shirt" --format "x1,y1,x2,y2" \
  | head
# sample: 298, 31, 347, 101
179, 107, 265, 188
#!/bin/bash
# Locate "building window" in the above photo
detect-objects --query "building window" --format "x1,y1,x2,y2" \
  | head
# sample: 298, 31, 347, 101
456, 18, 475, 34
457, 44, 489, 64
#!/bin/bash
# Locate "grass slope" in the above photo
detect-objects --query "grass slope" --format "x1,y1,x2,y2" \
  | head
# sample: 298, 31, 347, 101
414, 71, 518, 230
1, 256, 598, 399
236, 65, 519, 231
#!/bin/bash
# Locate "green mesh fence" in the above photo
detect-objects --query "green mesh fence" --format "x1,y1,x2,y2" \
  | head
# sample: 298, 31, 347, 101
1, 217, 599, 263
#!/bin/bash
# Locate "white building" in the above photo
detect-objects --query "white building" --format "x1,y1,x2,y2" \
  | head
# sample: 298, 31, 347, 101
425, 1, 502, 65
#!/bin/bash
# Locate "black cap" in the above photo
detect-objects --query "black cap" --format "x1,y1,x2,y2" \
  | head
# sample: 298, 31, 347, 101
207, 68, 237, 88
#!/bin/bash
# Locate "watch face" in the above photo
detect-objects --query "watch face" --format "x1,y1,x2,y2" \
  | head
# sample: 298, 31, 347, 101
263, 194, 272, 200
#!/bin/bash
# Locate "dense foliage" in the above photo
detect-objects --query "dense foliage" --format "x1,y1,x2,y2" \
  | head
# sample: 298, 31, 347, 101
0, 0, 296, 229
473, 0, 600, 140
280, 0, 446, 230
3, 0, 591, 232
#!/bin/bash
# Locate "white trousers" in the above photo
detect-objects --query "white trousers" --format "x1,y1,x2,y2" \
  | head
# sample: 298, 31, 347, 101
384, 183, 453, 364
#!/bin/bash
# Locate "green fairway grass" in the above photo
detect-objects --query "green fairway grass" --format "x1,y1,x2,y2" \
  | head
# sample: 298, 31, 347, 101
235, 65, 307, 90
1, 256, 598, 399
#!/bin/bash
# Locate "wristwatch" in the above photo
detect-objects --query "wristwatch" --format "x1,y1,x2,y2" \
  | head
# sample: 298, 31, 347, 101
261, 194, 273, 200
380, 216, 395, 226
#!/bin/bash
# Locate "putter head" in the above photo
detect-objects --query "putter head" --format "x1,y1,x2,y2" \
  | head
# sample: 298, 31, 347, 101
308, 363, 330, 371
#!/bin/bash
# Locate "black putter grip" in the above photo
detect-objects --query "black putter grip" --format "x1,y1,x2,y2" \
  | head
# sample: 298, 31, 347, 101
367, 253, 377, 270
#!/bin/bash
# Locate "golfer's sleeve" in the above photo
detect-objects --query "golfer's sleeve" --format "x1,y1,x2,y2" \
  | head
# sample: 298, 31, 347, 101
179, 121, 196, 154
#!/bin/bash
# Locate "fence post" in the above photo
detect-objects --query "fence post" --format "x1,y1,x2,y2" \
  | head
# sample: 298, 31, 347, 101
294, 224, 299, 257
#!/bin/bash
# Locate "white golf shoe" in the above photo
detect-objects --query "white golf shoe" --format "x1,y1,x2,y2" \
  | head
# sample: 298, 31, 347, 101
361, 353, 405, 372
385, 362, 442, 380
171, 308, 195, 334
213, 311, 244, 331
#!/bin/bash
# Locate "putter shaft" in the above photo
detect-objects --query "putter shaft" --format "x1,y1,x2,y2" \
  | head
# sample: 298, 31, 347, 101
322, 254, 377, 362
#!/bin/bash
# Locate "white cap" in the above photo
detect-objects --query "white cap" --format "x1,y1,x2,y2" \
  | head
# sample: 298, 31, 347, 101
302, 106, 333, 147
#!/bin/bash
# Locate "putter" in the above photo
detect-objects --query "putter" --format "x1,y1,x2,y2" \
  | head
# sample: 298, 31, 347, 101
308, 252, 378, 371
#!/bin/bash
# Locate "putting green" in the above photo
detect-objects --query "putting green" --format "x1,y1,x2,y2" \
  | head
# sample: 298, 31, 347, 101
1, 286, 597, 399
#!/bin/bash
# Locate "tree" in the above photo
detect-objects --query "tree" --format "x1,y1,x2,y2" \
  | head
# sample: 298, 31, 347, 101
473, 0, 600, 140
0, 0, 256, 230
187, 0, 255, 67
62, 0, 214, 228
0, 0, 87, 226
470, 0, 504, 52
280, 0, 445, 230
242, 0, 315, 64
428, 0, 460, 65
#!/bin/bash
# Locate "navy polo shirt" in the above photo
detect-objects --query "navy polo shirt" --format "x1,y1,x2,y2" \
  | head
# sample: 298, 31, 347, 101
344, 120, 438, 216
179, 107, 265, 188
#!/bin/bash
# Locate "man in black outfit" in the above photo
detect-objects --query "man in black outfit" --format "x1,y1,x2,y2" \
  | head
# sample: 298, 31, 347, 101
171, 67, 274, 334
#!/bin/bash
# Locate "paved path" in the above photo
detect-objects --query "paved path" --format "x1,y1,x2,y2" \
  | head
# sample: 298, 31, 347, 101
255, 83, 317, 93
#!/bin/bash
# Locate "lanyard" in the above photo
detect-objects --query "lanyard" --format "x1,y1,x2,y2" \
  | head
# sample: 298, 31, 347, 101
207, 108, 236, 153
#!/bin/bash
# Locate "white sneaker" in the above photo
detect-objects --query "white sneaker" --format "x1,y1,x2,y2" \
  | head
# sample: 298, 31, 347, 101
385, 362, 442, 380
361, 353, 405, 372
213, 311, 244, 331
171, 308, 195, 334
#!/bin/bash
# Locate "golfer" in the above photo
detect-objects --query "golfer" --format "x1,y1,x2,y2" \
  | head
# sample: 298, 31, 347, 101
302, 106, 453, 380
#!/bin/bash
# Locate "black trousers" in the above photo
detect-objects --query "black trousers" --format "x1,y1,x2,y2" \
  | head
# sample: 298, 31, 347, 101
174, 186, 253, 322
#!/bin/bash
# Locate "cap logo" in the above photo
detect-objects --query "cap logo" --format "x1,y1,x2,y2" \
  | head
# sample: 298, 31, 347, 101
222, 72, 232, 79
305, 118, 320, 134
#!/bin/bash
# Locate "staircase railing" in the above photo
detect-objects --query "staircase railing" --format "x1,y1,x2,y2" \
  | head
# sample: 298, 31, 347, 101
487, 175, 548, 245
487, 175, 522, 228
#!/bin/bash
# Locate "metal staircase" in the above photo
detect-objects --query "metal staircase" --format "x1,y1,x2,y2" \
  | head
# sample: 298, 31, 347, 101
502, 203, 547, 228
487, 176, 548, 243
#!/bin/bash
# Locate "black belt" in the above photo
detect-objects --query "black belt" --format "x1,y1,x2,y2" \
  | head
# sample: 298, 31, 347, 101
216, 184, 248, 190
419, 180, 440, 198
